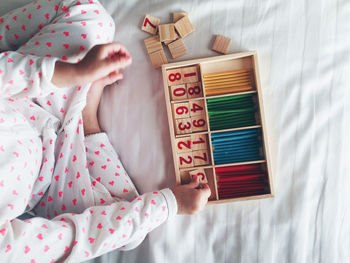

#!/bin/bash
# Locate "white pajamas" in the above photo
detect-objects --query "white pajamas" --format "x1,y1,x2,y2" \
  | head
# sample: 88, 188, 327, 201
0, 0, 177, 262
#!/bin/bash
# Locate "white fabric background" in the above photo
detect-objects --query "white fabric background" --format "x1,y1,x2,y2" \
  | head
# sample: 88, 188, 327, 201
1, 0, 350, 262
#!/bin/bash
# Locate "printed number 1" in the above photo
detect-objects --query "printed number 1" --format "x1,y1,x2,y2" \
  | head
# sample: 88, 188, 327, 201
144, 18, 156, 28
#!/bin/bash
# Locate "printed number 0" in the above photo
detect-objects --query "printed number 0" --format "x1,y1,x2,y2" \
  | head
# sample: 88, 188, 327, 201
169, 73, 181, 82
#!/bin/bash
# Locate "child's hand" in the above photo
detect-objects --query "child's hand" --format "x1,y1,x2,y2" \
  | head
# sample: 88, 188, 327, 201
52, 42, 132, 87
170, 175, 211, 215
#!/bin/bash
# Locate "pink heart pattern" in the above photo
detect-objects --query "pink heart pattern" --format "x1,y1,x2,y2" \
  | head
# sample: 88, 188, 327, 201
0, 0, 169, 261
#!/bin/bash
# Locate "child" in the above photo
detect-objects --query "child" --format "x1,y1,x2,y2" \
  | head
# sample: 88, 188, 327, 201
0, 0, 210, 262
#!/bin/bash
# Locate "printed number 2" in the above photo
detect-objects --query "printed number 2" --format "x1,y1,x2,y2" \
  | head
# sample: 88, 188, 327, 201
144, 18, 156, 28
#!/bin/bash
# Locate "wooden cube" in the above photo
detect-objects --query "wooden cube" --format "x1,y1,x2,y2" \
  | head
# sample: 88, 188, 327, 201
167, 68, 184, 86
144, 35, 162, 54
189, 100, 205, 117
175, 118, 192, 135
163, 32, 179, 45
190, 134, 208, 151
148, 49, 168, 69
168, 38, 187, 59
191, 114, 207, 132
174, 16, 194, 38
186, 82, 203, 99
169, 84, 187, 101
212, 35, 231, 54
173, 12, 188, 23
192, 150, 210, 166
141, 14, 160, 35
189, 169, 208, 183
177, 152, 194, 168
172, 102, 190, 119
182, 66, 199, 83
175, 137, 192, 153
159, 24, 177, 42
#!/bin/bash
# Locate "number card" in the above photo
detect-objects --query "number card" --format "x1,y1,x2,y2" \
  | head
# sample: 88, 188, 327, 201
175, 118, 192, 135
189, 100, 205, 117
193, 150, 210, 166
186, 82, 203, 99
170, 84, 187, 101
189, 169, 208, 183
191, 115, 208, 132
172, 102, 190, 119
175, 137, 192, 153
141, 15, 160, 35
182, 66, 199, 83
190, 134, 208, 151
167, 68, 183, 86
178, 152, 194, 168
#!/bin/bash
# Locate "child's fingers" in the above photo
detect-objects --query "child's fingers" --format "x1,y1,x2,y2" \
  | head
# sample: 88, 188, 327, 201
187, 174, 200, 188
199, 184, 211, 199
101, 42, 131, 60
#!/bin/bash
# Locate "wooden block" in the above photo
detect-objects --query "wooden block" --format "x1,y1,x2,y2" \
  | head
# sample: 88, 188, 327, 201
169, 84, 187, 101
191, 114, 207, 132
177, 152, 194, 168
168, 38, 187, 59
181, 66, 199, 83
175, 118, 192, 135
144, 35, 162, 54
186, 82, 203, 99
164, 32, 179, 45
190, 134, 208, 150
148, 49, 168, 69
174, 16, 194, 38
172, 102, 190, 119
189, 169, 208, 183
189, 100, 205, 117
212, 35, 231, 54
175, 137, 192, 153
159, 24, 177, 42
180, 170, 191, 184
173, 12, 188, 23
167, 68, 184, 86
193, 150, 210, 166
141, 14, 160, 35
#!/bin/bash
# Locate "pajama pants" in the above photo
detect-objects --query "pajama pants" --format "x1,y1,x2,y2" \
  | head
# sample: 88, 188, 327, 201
0, 0, 177, 262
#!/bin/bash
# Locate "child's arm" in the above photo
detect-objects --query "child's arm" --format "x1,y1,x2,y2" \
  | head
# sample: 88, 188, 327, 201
0, 42, 131, 99
0, 177, 209, 262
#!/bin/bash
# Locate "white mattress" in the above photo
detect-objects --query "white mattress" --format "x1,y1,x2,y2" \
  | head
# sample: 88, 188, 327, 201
2, 0, 350, 262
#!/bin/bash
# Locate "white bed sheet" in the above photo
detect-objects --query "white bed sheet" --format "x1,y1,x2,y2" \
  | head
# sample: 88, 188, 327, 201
2, 0, 350, 262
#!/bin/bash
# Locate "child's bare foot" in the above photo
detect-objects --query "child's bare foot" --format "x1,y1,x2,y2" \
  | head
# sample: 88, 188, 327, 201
82, 72, 123, 136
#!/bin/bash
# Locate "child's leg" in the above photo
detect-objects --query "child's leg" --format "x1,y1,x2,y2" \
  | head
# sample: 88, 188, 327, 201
85, 133, 139, 202
1, 0, 114, 61
0, 0, 61, 51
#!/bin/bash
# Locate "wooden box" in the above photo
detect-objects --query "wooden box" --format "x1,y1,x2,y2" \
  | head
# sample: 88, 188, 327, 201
161, 51, 274, 204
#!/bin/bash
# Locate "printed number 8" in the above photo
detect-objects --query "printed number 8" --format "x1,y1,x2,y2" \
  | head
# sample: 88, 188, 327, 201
169, 73, 182, 82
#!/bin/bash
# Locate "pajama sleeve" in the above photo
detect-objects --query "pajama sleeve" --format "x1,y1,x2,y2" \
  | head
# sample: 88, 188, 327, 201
0, 51, 60, 99
0, 190, 178, 262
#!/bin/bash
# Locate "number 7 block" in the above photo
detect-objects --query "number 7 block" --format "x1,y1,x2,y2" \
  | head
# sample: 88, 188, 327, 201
141, 14, 160, 35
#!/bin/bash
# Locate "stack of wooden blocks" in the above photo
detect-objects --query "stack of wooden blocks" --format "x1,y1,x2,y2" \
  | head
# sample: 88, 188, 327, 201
142, 12, 195, 68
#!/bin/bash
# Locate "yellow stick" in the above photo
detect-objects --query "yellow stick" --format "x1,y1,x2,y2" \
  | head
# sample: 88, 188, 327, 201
205, 82, 252, 89
203, 69, 250, 77
204, 79, 252, 86
204, 72, 251, 80
205, 86, 253, 96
